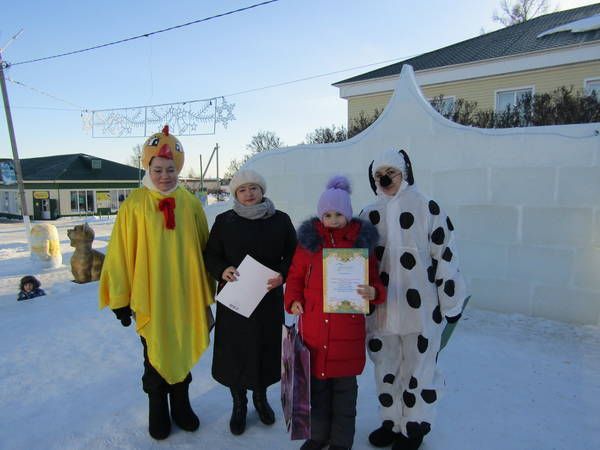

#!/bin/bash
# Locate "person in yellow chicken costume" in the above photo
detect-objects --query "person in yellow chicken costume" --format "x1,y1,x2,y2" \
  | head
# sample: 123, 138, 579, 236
99, 125, 215, 440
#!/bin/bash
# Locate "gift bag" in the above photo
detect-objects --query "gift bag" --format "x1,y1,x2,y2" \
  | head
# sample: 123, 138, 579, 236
281, 322, 311, 440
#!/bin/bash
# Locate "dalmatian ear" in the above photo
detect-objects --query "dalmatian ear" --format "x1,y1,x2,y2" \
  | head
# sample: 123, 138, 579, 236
399, 149, 414, 185
368, 160, 377, 195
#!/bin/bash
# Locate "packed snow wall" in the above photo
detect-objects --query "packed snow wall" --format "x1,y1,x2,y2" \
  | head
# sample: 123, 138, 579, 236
206, 65, 600, 326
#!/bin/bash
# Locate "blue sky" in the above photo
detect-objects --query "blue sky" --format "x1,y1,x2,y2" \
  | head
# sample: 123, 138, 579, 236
0, 0, 596, 177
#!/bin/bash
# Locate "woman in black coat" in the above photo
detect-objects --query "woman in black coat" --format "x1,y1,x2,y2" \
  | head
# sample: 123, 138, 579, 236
204, 169, 297, 436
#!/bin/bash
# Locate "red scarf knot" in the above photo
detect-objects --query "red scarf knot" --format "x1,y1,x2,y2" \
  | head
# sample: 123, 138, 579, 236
158, 197, 176, 229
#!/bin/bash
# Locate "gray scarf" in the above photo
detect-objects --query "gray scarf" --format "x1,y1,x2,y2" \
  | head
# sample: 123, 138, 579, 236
233, 196, 276, 220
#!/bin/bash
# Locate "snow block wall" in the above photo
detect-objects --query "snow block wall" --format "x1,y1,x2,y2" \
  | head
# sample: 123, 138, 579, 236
206, 65, 600, 326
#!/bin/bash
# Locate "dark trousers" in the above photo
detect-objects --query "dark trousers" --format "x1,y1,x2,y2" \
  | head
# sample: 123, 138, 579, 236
310, 375, 358, 448
141, 337, 191, 394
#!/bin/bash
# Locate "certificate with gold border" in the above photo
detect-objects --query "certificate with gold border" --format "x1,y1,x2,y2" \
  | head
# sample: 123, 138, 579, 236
323, 248, 369, 314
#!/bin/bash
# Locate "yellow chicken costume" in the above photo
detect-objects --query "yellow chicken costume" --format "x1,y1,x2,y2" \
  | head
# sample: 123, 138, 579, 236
98, 125, 215, 439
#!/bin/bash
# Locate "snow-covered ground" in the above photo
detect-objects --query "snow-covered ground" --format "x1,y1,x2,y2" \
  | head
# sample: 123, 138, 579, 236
0, 217, 599, 450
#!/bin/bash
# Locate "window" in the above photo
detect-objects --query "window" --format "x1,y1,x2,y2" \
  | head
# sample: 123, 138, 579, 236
584, 78, 600, 97
2, 192, 9, 212
109, 189, 131, 212
69, 190, 95, 213
429, 96, 456, 116
495, 87, 533, 112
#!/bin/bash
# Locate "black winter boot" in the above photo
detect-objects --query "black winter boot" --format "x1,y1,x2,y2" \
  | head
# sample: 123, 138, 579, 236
169, 383, 199, 432
252, 389, 275, 425
300, 439, 328, 450
229, 387, 248, 435
391, 433, 423, 450
369, 420, 400, 447
148, 391, 171, 440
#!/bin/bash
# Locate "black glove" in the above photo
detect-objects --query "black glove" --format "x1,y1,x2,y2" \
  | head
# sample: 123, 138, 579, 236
367, 303, 376, 316
445, 313, 461, 324
112, 306, 132, 327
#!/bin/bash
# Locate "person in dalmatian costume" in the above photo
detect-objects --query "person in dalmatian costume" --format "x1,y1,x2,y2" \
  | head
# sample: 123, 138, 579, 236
359, 148, 467, 450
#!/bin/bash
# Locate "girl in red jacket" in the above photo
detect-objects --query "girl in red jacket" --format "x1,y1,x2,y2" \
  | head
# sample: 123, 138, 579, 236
285, 176, 386, 450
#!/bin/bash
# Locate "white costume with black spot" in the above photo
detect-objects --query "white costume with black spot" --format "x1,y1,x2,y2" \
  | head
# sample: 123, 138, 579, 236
360, 148, 467, 439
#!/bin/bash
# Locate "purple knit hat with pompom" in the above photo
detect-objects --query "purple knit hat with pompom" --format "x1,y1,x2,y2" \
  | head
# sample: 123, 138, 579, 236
317, 175, 353, 221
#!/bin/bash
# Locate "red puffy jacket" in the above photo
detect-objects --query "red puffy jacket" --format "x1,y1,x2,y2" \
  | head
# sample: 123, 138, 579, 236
284, 218, 386, 379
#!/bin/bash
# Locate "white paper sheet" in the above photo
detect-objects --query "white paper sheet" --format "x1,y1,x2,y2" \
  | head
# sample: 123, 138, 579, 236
215, 254, 279, 318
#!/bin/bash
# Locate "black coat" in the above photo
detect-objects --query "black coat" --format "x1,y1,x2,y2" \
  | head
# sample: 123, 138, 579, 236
204, 208, 297, 390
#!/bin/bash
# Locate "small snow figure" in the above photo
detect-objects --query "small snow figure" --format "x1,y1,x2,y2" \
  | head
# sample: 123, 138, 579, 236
30, 223, 62, 268
361, 148, 468, 450
17, 275, 46, 301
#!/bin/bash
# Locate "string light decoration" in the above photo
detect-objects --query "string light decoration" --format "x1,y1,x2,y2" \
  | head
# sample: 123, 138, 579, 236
83, 97, 235, 137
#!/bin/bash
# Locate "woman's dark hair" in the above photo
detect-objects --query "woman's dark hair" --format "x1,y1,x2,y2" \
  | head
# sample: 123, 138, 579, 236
19, 275, 41, 291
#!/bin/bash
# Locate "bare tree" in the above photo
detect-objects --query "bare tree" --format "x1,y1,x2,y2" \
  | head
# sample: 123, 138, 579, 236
223, 131, 283, 179
224, 155, 250, 179
127, 144, 142, 168
348, 109, 382, 138
305, 124, 347, 144
246, 130, 283, 154
492, 0, 551, 26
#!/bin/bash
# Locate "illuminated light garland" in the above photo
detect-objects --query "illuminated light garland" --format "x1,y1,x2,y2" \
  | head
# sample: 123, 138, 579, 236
83, 97, 235, 137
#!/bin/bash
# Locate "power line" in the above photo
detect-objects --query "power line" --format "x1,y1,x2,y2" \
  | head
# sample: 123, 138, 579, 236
0, 29, 24, 54
220, 56, 416, 98
12, 106, 80, 111
7, 76, 85, 109
5, 0, 281, 68
91, 56, 414, 109
10, 54, 414, 111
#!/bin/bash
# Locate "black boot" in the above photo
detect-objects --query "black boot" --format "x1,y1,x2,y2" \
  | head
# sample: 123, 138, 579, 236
391, 433, 423, 450
229, 387, 248, 435
169, 382, 199, 432
148, 391, 171, 440
300, 439, 328, 450
369, 420, 400, 447
252, 389, 275, 425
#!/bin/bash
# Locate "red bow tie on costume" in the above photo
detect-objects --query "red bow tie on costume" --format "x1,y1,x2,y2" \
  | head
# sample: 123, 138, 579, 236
158, 197, 176, 229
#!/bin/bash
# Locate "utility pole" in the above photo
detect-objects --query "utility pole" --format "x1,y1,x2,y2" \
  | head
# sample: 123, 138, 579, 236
202, 143, 220, 180
0, 47, 31, 238
201, 143, 220, 200
215, 143, 221, 200
199, 154, 204, 191
215, 143, 220, 188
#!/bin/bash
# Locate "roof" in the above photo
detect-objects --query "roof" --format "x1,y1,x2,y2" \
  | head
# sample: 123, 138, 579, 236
18, 154, 142, 181
335, 4, 600, 85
